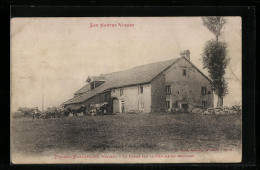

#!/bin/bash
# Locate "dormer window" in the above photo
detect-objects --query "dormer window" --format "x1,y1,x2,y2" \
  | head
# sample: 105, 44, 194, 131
87, 76, 106, 90
90, 82, 95, 90
90, 81, 105, 90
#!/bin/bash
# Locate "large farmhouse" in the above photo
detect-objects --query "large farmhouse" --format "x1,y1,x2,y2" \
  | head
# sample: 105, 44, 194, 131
63, 50, 213, 113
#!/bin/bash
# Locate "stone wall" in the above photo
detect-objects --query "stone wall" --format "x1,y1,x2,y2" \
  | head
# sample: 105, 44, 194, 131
164, 57, 214, 110
169, 106, 242, 115
151, 73, 166, 112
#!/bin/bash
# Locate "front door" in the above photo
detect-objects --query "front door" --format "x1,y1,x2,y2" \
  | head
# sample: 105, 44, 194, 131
121, 101, 125, 113
113, 99, 120, 113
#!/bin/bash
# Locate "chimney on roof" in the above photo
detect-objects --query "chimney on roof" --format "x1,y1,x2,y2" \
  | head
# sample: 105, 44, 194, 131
86, 76, 91, 83
180, 50, 190, 61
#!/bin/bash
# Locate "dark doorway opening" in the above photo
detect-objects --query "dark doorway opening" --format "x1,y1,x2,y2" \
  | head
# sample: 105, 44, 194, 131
182, 104, 189, 110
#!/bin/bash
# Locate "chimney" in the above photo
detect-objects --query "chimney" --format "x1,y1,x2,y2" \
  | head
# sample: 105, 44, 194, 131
180, 50, 190, 61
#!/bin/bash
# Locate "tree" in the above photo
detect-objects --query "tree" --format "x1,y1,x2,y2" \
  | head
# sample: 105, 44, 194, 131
201, 17, 227, 42
201, 17, 230, 107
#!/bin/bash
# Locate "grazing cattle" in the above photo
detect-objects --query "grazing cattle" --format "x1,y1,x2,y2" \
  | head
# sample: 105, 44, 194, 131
62, 106, 83, 117
62, 107, 72, 116
64, 103, 110, 116
100, 103, 109, 115
94, 103, 109, 115
71, 105, 86, 116
45, 107, 59, 118
32, 108, 44, 119
87, 103, 96, 116
82, 102, 109, 116
77, 105, 87, 116
55, 107, 65, 117
70, 107, 78, 117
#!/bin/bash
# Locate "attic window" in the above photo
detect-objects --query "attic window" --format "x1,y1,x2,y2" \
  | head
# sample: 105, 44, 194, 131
183, 69, 187, 76
201, 87, 207, 95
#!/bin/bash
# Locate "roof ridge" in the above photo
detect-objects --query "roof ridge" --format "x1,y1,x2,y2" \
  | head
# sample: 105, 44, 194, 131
64, 57, 181, 105
101, 58, 179, 76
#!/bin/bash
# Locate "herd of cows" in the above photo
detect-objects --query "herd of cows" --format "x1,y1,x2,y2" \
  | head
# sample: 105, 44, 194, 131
17, 103, 110, 119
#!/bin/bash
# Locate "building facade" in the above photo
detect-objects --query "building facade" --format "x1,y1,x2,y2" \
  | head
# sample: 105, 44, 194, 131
63, 50, 213, 113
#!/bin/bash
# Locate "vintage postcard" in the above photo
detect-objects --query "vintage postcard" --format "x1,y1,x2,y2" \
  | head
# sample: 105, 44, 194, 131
11, 17, 242, 164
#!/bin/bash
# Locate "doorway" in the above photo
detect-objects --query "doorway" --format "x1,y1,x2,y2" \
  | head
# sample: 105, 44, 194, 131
182, 104, 189, 110
112, 98, 120, 113
121, 101, 125, 113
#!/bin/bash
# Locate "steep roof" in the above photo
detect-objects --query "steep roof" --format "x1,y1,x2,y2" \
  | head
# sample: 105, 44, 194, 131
74, 84, 91, 95
63, 57, 213, 105
63, 58, 180, 105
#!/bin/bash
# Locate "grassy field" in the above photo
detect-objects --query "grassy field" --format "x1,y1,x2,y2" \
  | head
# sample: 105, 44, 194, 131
11, 113, 242, 156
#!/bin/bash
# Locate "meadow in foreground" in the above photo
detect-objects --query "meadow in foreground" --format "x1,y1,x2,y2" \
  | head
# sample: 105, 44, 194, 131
11, 113, 242, 156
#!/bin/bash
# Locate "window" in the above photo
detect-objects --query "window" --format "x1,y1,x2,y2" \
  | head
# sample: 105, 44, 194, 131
120, 89, 124, 96
139, 86, 143, 94
183, 69, 187, 76
202, 101, 207, 109
165, 85, 172, 94
90, 82, 95, 90
166, 101, 171, 109
139, 101, 144, 110
201, 87, 207, 95
112, 89, 115, 93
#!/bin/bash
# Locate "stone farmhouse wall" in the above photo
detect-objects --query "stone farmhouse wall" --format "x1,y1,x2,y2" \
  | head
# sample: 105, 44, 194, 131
164, 58, 213, 110
110, 84, 152, 113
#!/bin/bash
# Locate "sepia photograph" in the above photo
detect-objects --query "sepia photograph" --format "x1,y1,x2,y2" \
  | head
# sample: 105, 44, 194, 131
11, 17, 242, 164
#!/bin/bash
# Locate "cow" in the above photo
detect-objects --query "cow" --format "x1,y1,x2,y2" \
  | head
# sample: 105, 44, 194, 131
45, 107, 59, 118
62, 106, 82, 117
71, 105, 86, 116
62, 107, 72, 116
100, 103, 109, 115
55, 107, 65, 117
32, 107, 44, 119
77, 105, 87, 116
70, 107, 78, 117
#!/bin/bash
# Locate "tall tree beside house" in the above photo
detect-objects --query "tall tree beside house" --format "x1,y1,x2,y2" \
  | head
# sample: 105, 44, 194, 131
201, 17, 230, 107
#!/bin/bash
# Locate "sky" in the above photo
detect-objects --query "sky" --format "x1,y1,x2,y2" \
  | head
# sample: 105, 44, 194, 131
11, 17, 242, 111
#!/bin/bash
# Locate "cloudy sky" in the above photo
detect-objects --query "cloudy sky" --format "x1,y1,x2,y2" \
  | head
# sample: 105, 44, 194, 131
11, 17, 241, 111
